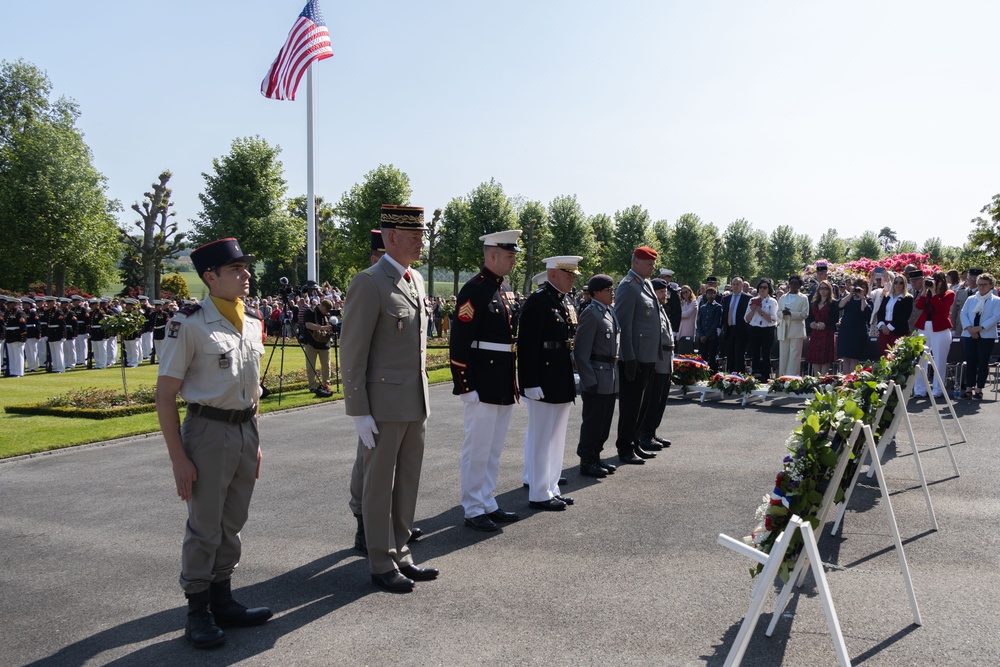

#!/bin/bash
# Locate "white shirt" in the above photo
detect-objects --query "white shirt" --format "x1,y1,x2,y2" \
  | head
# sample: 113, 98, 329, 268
746, 296, 777, 328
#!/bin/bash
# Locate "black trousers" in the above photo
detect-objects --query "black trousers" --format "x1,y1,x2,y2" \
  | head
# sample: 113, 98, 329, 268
577, 391, 617, 464
616, 361, 656, 455
746, 326, 776, 379
962, 336, 994, 389
699, 337, 720, 372
724, 329, 748, 373
639, 372, 672, 441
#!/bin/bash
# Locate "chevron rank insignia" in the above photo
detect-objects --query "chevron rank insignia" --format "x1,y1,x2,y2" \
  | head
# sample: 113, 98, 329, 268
457, 300, 475, 322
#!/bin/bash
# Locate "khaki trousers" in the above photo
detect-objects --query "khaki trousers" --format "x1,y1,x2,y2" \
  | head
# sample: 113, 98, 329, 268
361, 419, 425, 575
301, 343, 330, 390
179, 411, 260, 593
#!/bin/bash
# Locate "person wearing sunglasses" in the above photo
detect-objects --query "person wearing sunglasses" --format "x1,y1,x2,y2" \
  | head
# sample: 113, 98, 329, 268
959, 272, 1000, 400
875, 275, 913, 355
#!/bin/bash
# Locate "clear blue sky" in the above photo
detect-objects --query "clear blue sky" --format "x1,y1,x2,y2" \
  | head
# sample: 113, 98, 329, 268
3, 1, 998, 251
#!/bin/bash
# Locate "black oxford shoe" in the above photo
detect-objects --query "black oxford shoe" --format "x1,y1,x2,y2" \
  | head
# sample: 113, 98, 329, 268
465, 514, 499, 532
599, 461, 617, 474
639, 439, 663, 451
634, 447, 656, 459
529, 498, 567, 511
580, 463, 608, 478
407, 527, 423, 543
617, 453, 645, 465
399, 563, 439, 581
554, 495, 574, 505
558, 477, 568, 486
653, 436, 672, 448
371, 570, 415, 593
487, 508, 520, 523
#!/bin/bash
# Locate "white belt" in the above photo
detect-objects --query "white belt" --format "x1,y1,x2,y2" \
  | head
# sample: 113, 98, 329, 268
471, 341, 514, 353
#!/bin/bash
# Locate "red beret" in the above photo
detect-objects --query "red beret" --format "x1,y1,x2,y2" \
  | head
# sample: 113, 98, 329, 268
633, 246, 658, 260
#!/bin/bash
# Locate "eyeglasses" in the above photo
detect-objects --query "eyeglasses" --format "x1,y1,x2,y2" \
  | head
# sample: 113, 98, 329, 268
893, 280, 905, 285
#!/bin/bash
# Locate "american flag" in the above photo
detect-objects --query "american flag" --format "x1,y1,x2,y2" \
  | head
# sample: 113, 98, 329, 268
260, 0, 334, 101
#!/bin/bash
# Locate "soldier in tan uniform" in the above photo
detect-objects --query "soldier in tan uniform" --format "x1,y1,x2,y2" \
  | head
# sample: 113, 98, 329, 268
340, 204, 438, 593
155, 238, 271, 649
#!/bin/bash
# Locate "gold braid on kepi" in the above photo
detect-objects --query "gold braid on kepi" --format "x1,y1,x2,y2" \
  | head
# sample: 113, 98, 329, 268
379, 204, 427, 231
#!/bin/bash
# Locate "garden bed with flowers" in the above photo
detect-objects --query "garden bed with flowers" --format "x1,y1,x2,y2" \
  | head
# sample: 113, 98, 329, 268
4, 386, 177, 420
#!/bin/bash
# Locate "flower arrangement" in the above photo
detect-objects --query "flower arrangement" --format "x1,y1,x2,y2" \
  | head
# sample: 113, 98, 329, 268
709, 372, 759, 396
671, 354, 711, 388
744, 334, 927, 581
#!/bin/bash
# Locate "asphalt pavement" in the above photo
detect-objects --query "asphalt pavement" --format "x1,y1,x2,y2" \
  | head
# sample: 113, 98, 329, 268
1, 384, 997, 666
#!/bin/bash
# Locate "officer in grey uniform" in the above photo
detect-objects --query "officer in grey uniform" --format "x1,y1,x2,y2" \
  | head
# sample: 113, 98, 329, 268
637, 278, 675, 451
156, 238, 271, 649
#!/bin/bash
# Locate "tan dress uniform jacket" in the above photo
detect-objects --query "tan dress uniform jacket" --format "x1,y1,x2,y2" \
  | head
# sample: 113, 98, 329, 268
340, 255, 429, 575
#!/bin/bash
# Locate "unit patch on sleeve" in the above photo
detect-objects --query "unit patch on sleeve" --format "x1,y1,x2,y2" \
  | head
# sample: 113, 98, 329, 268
167, 321, 182, 338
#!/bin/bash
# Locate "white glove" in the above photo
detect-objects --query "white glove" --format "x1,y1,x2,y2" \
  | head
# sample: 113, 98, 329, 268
460, 390, 479, 404
524, 387, 545, 400
352, 415, 379, 449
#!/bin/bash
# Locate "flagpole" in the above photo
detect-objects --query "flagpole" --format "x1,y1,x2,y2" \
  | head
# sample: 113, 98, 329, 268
306, 63, 317, 283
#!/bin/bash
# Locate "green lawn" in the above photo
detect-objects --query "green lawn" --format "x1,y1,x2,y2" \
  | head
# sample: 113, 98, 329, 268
1, 348, 451, 459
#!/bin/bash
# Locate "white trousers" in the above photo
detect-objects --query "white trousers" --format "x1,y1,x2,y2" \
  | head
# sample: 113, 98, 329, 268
24, 338, 38, 371
49, 340, 65, 372
141, 331, 153, 358
913, 325, 951, 396
124, 338, 141, 367
523, 399, 571, 502
778, 336, 805, 377
76, 334, 88, 364
460, 401, 514, 518
107, 338, 118, 365
64, 338, 76, 367
92, 339, 107, 369
38, 337, 48, 365
5, 342, 24, 376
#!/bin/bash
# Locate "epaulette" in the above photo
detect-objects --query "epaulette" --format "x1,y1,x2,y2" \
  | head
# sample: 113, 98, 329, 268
179, 304, 202, 316
244, 306, 262, 320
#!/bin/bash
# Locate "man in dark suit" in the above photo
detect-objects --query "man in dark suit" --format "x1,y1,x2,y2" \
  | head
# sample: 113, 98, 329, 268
722, 276, 751, 373
517, 255, 581, 511
341, 204, 438, 593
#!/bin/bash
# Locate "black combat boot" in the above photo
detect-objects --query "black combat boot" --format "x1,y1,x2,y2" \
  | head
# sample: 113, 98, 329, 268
354, 513, 367, 553
209, 579, 273, 628
185, 590, 225, 649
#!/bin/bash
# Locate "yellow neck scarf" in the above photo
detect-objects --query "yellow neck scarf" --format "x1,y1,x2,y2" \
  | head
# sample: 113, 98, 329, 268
211, 295, 244, 334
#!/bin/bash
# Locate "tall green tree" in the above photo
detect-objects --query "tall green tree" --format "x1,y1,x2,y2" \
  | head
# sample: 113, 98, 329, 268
702, 222, 722, 278
590, 213, 617, 278
191, 136, 300, 294
764, 225, 799, 281
667, 213, 710, 287
424, 208, 444, 297
547, 194, 595, 283
650, 219, 671, 268
921, 237, 944, 264
793, 234, 814, 276
967, 193, 1000, 274
751, 229, 769, 279
611, 205, 652, 273
850, 230, 883, 260
815, 228, 847, 264
517, 200, 550, 294
466, 178, 516, 268
877, 226, 898, 254
897, 240, 918, 254
438, 197, 472, 293
720, 218, 757, 281
0, 59, 76, 153
333, 163, 412, 280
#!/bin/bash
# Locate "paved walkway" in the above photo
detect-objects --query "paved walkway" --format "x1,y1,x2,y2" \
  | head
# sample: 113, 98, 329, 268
1, 385, 996, 666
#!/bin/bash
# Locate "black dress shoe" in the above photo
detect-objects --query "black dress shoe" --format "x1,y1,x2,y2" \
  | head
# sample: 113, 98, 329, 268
634, 447, 656, 459
529, 498, 567, 511
558, 477, 568, 486
407, 527, 423, 543
618, 453, 645, 465
399, 563, 439, 581
639, 438, 663, 451
554, 494, 574, 505
652, 436, 672, 448
371, 570, 415, 593
580, 463, 608, 478
599, 461, 617, 474
465, 514, 499, 532
486, 508, 520, 523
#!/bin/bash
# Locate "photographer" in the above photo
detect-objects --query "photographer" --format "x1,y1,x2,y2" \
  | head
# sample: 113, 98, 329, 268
301, 298, 336, 397
836, 277, 871, 374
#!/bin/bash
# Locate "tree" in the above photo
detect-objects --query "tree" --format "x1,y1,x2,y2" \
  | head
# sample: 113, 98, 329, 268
424, 208, 443, 297
650, 219, 671, 268
877, 226, 898, 255
438, 197, 472, 294
161, 273, 191, 299
751, 229, 769, 279
547, 194, 595, 283
333, 164, 412, 282
702, 223, 722, 278
897, 240, 918, 254
191, 136, 301, 294
720, 218, 757, 281
967, 193, 1000, 275
765, 225, 799, 282
589, 213, 617, 278
466, 179, 516, 267
667, 213, 710, 287
517, 200, 550, 294
794, 234, 814, 276
816, 228, 847, 264
850, 230, 883, 261
121, 171, 185, 299
921, 237, 944, 264
611, 205, 651, 274
0, 59, 76, 153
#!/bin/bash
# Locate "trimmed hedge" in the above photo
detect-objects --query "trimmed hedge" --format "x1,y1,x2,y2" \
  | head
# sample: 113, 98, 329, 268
5, 403, 159, 420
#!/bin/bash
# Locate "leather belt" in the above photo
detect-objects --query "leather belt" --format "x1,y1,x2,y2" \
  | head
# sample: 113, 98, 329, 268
661, 344, 674, 351
542, 341, 571, 350
187, 402, 257, 424
590, 353, 618, 363
471, 341, 514, 353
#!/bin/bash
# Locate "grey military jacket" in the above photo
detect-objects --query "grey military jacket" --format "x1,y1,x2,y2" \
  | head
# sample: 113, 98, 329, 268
573, 300, 619, 395
615, 270, 662, 364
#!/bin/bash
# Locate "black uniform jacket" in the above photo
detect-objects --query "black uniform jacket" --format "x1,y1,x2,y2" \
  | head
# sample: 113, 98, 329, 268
450, 266, 518, 405
516, 283, 577, 404
45, 309, 66, 342
4, 309, 26, 343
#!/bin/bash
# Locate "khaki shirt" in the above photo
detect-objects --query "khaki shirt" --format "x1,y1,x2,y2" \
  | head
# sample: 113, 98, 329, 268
157, 297, 264, 410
